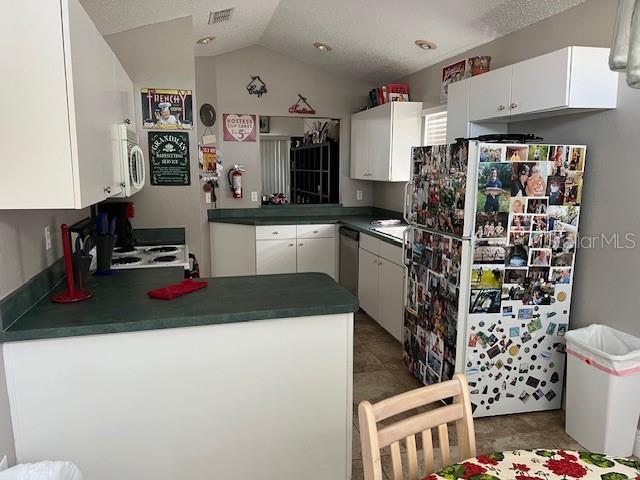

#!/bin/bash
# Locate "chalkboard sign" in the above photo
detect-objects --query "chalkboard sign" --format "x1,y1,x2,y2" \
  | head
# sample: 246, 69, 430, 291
148, 132, 190, 186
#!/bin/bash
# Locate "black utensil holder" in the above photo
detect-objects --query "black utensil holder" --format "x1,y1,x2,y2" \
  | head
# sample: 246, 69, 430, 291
96, 235, 117, 275
72, 255, 93, 291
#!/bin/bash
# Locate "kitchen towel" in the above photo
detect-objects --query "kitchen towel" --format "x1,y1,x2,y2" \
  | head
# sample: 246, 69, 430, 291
147, 279, 208, 300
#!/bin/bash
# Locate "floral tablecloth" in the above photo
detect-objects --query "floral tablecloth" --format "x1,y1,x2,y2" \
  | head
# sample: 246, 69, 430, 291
428, 450, 640, 480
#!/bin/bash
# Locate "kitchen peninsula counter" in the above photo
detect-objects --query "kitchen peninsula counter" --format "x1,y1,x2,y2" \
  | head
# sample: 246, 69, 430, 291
1, 267, 358, 342
2, 267, 357, 480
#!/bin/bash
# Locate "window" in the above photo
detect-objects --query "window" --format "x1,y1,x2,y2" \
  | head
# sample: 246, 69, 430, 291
422, 108, 447, 146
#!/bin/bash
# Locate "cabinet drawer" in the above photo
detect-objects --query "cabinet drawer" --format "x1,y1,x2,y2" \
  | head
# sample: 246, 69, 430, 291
255, 225, 297, 240
359, 233, 380, 255
296, 224, 336, 239
379, 241, 403, 266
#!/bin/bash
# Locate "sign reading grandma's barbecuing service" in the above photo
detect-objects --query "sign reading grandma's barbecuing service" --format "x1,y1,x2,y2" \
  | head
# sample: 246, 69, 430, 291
148, 132, 190, 186
141, 88, 193, 130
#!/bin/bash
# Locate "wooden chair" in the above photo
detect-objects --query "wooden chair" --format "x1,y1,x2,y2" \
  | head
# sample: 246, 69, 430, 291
358, 373, 476, 480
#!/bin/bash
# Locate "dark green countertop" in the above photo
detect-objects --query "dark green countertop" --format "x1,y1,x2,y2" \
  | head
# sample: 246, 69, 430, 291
0, 268, 358, 342
208, 208, 406, 246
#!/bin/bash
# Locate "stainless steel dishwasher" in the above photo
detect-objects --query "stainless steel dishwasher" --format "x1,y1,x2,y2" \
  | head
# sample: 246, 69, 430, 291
339, 226, 359, 296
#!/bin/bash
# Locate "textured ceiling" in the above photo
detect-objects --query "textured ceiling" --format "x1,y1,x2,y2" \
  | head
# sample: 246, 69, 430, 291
81, 0, 587, 83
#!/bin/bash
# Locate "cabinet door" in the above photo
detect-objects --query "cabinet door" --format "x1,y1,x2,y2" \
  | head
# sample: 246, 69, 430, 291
1, 0, 76, 209
297, 238, 336, 279
66, 0, 122, 204
510, 48, 570, 115
389, 102, 422, 181
469, 67, 513, 121
350, 112, 369, 179
367, 105, 392, 180
358, 248, 380, 319
256, 240, 297, 275
377, 259, 405, 342
447, 80, 471, 144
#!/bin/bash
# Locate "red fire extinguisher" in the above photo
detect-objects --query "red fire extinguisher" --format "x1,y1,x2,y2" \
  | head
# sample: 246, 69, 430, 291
227, 164, 245, 199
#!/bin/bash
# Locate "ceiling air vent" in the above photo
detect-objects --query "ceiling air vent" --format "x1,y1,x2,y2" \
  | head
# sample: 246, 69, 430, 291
209, 8, 234, 24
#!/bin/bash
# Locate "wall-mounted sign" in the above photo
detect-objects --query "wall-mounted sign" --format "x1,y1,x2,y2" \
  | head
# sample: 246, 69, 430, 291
223, 114, 257, 142
246, 76, 268, 97
148, 132, 190, 185
141, 88, 193, 130
289, 94, 316, 114
441, 59, 467, 103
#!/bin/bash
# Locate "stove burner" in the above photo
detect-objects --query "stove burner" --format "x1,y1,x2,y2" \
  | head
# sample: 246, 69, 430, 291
114, 246, 138, 254
152, 255, 177, 263
146, 246, 179, 255
112, 256, 142, 265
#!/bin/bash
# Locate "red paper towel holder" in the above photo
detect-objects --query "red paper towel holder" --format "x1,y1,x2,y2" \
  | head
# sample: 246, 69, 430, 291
52, 224, 93, 303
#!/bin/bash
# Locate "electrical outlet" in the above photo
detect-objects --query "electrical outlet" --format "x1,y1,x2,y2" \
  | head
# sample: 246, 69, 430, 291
251, 191, 258, 202
356, 190, 363, 201
44, 226, 52, 250
0, 455, 7, 471
205, 191, 212, 204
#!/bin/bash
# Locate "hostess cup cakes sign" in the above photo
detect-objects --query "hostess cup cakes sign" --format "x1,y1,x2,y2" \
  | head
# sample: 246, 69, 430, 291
141, 88, 193, 130
223, 114, 257, 142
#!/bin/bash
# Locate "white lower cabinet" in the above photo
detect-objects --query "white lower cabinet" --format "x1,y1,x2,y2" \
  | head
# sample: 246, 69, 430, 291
213, 223, 337, 279
357, 234, 405, 342
256, 239, 297, 275
297, 238, 336, 278
357, 248, 380, 317
377, 259, 405, 342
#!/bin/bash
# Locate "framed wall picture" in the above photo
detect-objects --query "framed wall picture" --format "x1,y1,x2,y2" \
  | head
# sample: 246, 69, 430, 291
148, 132, 190, 185
259, 116, 270, 133
141, 88, 193, 130
223, 114, 257, 142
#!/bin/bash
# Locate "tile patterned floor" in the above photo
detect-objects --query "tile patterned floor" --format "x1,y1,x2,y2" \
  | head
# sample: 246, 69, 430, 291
352, 310, 584, 480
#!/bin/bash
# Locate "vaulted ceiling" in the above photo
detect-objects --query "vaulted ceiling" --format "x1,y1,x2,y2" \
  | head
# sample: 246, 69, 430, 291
81, 0, 587, 83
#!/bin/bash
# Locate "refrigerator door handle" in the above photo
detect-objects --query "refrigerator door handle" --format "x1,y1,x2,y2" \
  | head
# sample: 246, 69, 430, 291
403, 181, 411, 224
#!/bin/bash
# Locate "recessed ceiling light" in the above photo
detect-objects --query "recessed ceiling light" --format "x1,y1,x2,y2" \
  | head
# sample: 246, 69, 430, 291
415, 40, 437, 50
197, 36, 216, 45
313, 42, 332, 52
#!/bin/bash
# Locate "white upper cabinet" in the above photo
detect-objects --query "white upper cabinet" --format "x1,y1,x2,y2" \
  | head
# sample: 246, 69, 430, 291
464, 47, 617, 124
1, 0, 134, 209
468, 67, 513, 121
350, 102, 422, 182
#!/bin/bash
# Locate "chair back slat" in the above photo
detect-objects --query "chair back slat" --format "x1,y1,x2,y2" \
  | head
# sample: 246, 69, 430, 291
359, 374, 476, 480
390, 441, 403, 480
405, 435, 419, 480
421, 429, 435, 475
437, 423, 451, 467
372, 380, 460, 421
377, 403, 462, 448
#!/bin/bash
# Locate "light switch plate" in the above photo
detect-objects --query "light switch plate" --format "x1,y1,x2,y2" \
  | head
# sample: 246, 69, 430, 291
44, 226, 52, 250
356, 190, 363, 201
205, 191, 212, 204
251, 191, 258, 202
0, 455, 7, 471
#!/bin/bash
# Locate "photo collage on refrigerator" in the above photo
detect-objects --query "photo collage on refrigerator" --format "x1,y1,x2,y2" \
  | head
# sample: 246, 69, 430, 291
403, 144, 467, 386
467, 143, 585, 415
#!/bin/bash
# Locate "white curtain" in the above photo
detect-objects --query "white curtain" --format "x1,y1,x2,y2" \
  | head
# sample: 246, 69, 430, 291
260, 139, 291, 195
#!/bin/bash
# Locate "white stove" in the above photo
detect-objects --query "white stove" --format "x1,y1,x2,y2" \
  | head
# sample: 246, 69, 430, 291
111, 245, 190, 270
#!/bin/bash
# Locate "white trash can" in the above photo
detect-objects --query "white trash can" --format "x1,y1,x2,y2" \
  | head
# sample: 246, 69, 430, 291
565, 324, 640, 456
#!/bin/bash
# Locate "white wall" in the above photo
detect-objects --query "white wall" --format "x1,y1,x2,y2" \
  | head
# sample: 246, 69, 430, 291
373, 0, 620, 213
195, 45, 375, 209
106, 17, 209, 274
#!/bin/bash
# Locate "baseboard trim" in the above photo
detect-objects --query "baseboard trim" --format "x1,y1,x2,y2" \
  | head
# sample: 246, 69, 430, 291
634, 429, 640, 458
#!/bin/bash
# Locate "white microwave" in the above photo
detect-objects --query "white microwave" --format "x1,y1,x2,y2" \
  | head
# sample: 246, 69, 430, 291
114, 123, 145, 197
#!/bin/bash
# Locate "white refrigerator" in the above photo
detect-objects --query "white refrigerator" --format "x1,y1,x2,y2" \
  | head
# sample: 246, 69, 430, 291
403, 140, 585, 417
